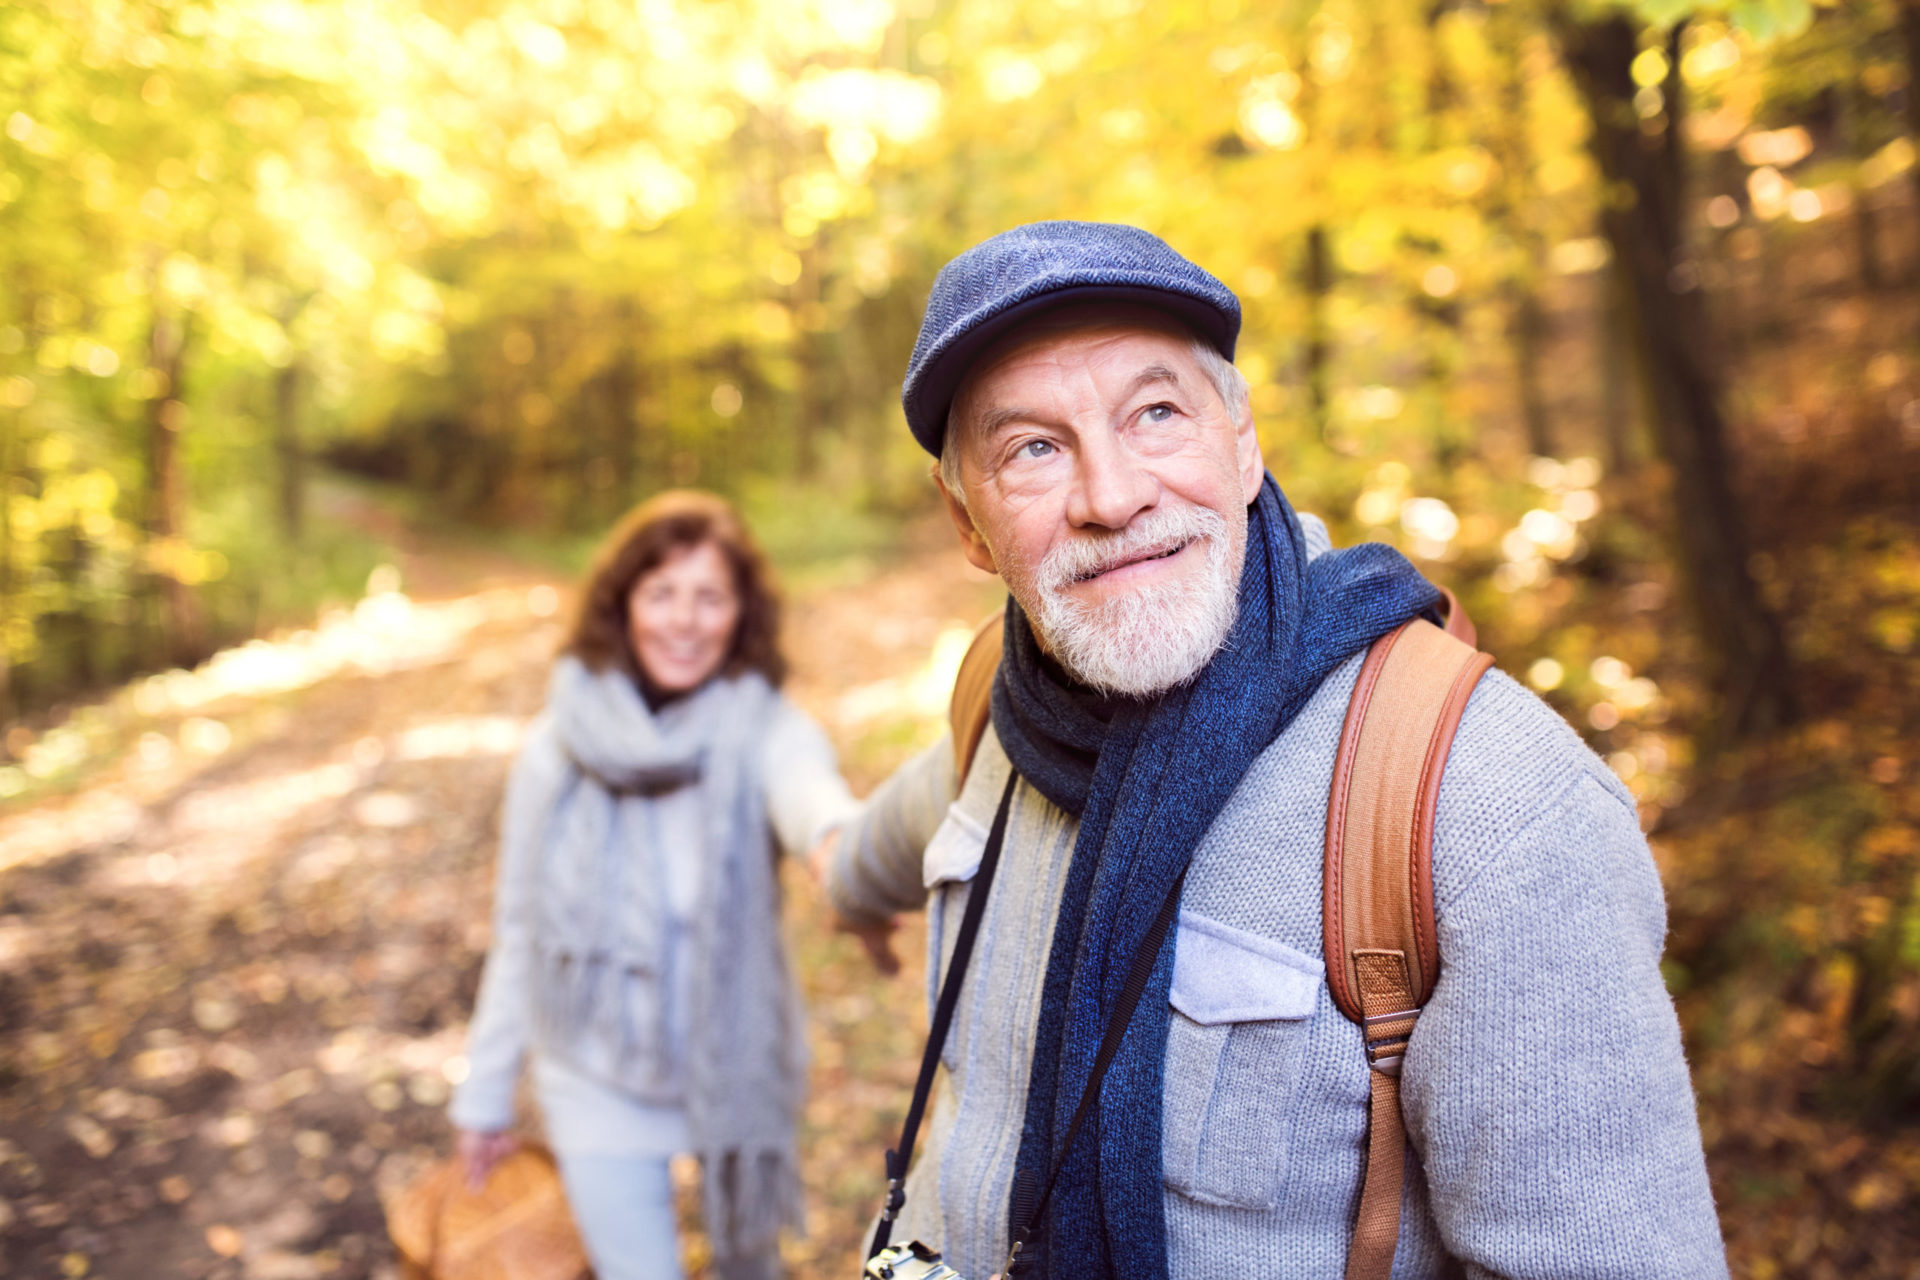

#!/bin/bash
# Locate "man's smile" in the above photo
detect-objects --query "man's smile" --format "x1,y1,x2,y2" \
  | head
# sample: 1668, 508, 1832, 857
1072, 537, 1199, 586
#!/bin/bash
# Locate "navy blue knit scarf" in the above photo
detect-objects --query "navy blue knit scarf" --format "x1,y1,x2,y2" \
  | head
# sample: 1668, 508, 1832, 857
991, 475, 1440, 1279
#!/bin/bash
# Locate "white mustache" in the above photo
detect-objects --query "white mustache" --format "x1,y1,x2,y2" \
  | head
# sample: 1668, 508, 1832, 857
1034, 506, 1230, 593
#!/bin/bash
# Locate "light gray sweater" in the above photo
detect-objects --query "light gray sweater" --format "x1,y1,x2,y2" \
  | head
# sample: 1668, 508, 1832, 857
829, 651, 1728, 1278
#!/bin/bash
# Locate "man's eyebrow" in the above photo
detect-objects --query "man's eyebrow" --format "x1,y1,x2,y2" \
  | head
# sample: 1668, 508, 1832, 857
1123, 364, 1186, 399
972, 364, 1190, 440
975, 403, 1034, 438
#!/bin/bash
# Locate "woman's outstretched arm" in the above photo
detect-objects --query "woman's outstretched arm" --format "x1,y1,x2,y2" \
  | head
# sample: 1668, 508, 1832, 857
448, 718, 569, 1143
763, 700, 860, 859
825, 733, 955, 924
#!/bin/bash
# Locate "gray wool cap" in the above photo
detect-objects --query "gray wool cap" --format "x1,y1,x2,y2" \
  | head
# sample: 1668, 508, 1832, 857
900, 220, 1242, 456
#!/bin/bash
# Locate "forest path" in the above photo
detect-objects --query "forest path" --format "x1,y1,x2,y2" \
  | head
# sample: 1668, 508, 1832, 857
0, 499, 1002, 1280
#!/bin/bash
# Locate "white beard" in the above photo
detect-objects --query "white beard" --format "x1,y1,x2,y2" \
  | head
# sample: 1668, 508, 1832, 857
1017, 504, 1243, 699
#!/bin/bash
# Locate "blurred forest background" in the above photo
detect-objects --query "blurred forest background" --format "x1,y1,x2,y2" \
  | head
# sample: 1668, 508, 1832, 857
2, 0, 1918, 1276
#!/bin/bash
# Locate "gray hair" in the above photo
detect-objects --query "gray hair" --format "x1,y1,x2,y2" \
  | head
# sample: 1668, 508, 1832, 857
938, 332, 1251, 512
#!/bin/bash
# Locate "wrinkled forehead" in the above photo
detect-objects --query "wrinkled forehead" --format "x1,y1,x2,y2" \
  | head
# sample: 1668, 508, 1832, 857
950, 301, 1205, 429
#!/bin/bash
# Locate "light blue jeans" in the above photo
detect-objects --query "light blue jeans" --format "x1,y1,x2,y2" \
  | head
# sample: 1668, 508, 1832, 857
552, 1151, 780, 1280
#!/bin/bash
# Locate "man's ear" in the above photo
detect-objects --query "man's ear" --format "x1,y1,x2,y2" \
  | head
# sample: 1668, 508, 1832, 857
932, 463, 999, 576
1235, 398, 1266, 503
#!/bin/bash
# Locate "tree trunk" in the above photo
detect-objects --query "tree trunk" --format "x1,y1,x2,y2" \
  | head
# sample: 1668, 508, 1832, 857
48, 527, 97, 690
273, 296, 313, 543
0, 407, 13, 721
1555, 14, 1794, 740
1424, 0, 1457, 124
1899, 1, 1920, 234
601, 342, 640, 515
1510, 284, 1554, 457
1488, 10, 1554, 458
144, 305, 205, 670
1599, 263, 1637, 475
841, 304, 886, 508
1854, 190, 1885, 293
1839, 83, 1886, 292
795, 241, 828, 481
274, 359, 304, 542
1302, 224, 1333, 438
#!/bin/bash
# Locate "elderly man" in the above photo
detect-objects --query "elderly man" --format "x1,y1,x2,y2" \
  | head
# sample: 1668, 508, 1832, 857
823, 222, 1726, 1279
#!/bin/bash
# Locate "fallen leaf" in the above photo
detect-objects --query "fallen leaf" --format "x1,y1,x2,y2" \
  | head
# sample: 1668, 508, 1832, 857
206, 1224, 244, 1258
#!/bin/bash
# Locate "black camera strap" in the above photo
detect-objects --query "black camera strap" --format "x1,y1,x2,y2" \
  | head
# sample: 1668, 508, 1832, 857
869, 772, 1019, 1260
866, 770, 1189, 1278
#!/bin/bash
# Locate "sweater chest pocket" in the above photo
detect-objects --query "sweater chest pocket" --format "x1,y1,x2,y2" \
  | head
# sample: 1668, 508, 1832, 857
1161, 910, 1326, 1211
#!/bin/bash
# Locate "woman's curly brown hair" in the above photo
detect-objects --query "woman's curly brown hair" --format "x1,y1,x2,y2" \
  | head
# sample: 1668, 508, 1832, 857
561, 490, 787, 689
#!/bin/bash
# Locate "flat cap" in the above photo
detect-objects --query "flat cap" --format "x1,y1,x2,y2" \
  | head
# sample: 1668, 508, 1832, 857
901, 220, 1241, 456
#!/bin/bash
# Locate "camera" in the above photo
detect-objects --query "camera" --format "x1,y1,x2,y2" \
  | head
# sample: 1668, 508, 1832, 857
864, 1241, 965, 1280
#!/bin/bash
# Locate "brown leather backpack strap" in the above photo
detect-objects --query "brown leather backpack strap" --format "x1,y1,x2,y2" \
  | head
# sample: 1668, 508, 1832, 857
948, 609, 1006, 791
1324, 616, 1494, 1280
1345, 966, 1415, 1280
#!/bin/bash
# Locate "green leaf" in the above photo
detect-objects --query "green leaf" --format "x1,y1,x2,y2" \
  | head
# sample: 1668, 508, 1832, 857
1726, 0, 1815, 41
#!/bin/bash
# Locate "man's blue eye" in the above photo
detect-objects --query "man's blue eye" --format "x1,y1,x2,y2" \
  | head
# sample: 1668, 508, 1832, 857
1018, 439, 1055, 460
1143, 404, 1175, 423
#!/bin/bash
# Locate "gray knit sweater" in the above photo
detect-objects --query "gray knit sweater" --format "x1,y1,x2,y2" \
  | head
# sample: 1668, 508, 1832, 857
829, 651, 1727, 1278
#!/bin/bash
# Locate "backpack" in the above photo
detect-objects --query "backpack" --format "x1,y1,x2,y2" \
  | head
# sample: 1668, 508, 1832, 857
946, 593, 1494, 1280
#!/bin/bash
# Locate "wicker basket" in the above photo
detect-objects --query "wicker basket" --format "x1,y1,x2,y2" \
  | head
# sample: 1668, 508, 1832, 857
386, 1146, 591, 1280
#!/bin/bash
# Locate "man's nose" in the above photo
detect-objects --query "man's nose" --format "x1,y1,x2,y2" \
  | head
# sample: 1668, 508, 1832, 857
1064, 429, 1158, 531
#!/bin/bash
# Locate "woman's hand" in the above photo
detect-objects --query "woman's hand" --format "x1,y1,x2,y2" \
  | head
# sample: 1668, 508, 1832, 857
806, 828, 841, 888
837, 914, 902, 976
457, 1129, 517, 1191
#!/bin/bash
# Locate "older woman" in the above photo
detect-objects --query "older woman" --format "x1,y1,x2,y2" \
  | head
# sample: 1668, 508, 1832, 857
450, 491, 854, 1280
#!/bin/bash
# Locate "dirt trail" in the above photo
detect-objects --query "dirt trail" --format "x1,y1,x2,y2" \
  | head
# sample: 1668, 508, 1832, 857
0, 509, 1000, 1280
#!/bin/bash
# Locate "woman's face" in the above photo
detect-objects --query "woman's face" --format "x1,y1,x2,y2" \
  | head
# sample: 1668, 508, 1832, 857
626, 541, 742, 694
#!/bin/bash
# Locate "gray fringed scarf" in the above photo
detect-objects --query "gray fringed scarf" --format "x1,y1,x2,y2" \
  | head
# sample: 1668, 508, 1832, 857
544, 657, 805, 1259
